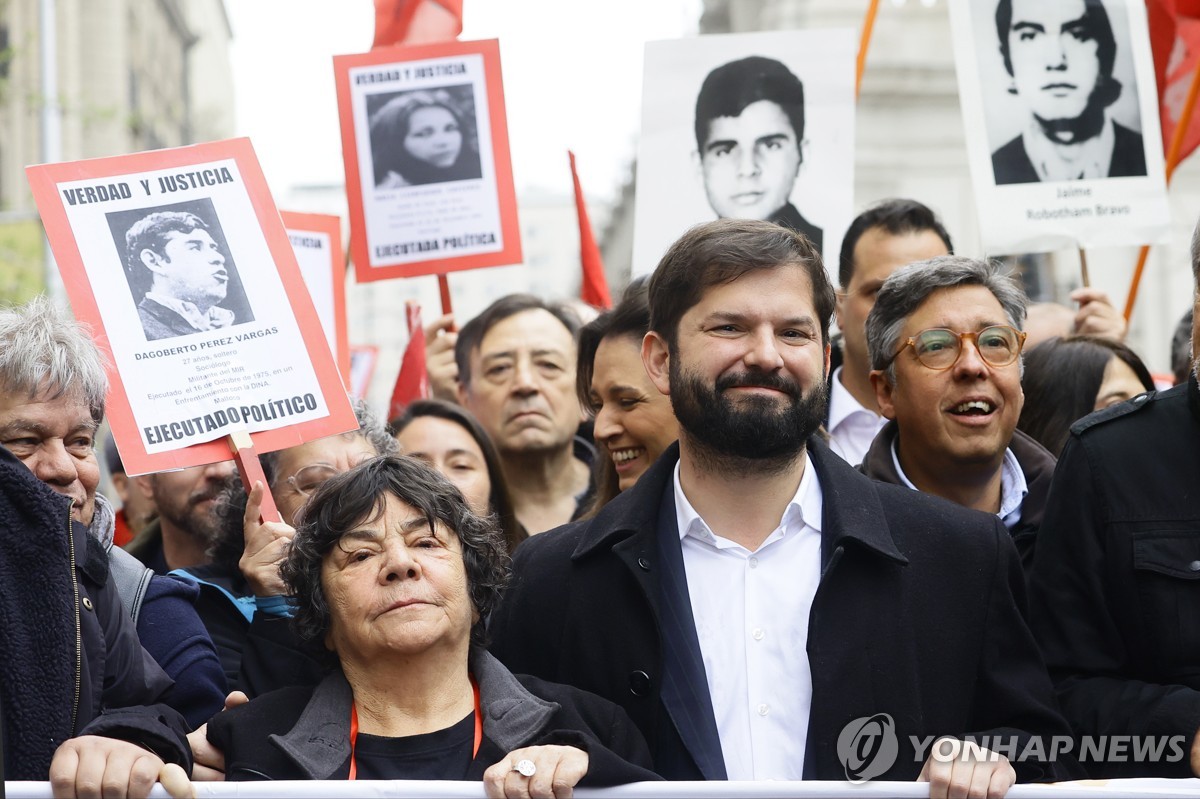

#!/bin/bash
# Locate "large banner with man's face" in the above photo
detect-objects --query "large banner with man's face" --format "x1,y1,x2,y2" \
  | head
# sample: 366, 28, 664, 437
950, 0, 1170, 253
26, 139, 358, 475
631, 29, 856, 278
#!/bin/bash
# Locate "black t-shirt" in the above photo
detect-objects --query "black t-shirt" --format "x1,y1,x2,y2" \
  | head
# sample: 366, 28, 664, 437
353, 711, 475, 780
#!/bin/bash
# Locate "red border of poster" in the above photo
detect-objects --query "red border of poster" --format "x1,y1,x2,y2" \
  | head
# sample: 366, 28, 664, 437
334, 38, 522, 281
26, 138, 358, 475
280, 211, 350, 386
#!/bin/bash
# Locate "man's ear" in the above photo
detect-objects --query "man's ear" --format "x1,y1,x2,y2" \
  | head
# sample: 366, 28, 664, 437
835, 290, 847, 332
456, 379, 470, 407
824, 341, 832, 377
642, 331, 671, 397
131, 473, 156, 501
869, 370, 895, 419
138, 248, 164, 273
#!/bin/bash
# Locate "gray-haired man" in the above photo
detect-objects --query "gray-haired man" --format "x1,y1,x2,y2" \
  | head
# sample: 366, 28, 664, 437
861, 256, 1056, 569
0, 296, 203, 792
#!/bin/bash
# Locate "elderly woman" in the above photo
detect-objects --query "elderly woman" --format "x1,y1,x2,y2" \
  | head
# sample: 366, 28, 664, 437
204, 455, 658, 792
177, 400, 398, 695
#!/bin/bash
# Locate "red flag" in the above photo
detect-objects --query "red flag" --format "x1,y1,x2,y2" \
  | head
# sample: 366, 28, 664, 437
373, 0, 463, 48
569, 151, 612, 310
1149, 0, 1200, 165
388, 302, 430, 421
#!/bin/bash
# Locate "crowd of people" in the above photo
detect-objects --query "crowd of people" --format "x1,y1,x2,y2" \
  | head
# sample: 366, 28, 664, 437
2, 201, 1199, 799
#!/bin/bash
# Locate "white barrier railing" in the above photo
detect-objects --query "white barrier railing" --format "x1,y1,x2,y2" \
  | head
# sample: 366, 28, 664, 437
8, 779, 1200, 798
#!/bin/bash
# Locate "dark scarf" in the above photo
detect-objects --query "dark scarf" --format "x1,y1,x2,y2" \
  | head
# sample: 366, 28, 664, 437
0, 446, 78, 778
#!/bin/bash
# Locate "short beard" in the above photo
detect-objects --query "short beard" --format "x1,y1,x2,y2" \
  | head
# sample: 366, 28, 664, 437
670, 360, 828, 478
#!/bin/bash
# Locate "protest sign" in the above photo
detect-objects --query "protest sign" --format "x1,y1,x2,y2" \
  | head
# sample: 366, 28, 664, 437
949, 0, 1170, 253
281, 211, 350, 385
335, 38, 521, 280
349, 344, 380, 401
26, 138, 358, 475
632, 29, 856, 277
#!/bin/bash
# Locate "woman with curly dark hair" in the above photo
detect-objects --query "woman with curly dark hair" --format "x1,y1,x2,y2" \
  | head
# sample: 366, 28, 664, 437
202, 456, 659, 791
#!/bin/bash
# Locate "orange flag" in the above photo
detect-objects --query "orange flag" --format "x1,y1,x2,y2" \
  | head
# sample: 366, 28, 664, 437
569, 151, 612, 310
373, 0, 463, 48
388, 302, 430, 421
1149, 0, 1200, 164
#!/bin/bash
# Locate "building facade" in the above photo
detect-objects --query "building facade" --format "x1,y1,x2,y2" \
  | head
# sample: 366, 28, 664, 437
0, 0, 233, 302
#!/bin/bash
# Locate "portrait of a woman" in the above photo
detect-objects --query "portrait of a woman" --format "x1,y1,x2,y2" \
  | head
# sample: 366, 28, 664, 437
369, 87, 483, 188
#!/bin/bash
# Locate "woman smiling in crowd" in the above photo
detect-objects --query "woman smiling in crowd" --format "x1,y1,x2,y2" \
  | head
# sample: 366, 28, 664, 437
576, 280, 680, 514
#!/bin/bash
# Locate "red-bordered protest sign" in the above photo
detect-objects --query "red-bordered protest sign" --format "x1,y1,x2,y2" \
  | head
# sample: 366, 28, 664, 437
334, 38, 521, 281
27, 138, 358, 477
281, 211, 350, 386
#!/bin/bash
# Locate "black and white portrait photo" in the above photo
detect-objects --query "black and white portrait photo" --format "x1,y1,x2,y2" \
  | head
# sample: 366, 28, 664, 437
108, 199, 254, 342
694, 56, 823, 252
984, 0, 1147, 185
367, 84, 482, 189
950, 0, 1168, 252
633, 30, 855, 276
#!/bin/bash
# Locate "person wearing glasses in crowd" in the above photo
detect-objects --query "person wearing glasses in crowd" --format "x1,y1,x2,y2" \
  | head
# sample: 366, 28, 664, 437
860, 257, 1055, 571
174, 401, 398, 695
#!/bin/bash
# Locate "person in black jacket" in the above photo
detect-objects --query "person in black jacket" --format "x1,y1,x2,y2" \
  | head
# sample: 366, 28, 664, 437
0, 444, 192, 793
0, 297, 226, 731
1026, 221, 1200, 778
489, 220, 1079, 794
861, 256, 1054, 570
200, 455, 658, 793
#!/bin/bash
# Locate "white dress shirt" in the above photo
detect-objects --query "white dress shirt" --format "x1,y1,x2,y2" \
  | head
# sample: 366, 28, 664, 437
1021, 117, 1116, 182
827, 367, 886, 467
143, 291, 235, 332
889, 440, 1028, 528
673, 455, 823, 780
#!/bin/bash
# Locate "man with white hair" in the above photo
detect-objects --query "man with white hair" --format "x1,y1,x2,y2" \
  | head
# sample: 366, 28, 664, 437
0, 299, 226, 726
0, 296, 200, 792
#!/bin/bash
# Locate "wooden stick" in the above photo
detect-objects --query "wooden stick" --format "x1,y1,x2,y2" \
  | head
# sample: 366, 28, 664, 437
437, 273, 454, 319
228, 431, 282, 523
1124, 50, 1200, 322
856, 0, 881, 99
1079, 247, 1090, 289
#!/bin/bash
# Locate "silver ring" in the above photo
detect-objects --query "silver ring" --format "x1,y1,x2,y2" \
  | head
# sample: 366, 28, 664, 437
514, 759, 537, 777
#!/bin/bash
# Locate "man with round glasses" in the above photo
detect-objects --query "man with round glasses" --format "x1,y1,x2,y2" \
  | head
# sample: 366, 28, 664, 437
860, 256, 1056, 569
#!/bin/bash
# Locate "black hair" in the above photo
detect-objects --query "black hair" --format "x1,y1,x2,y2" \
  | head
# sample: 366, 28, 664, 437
837, 199, 954, 289
1018, 335, 1155, 456
390, 398, 527, 553
282, 455, 511, 648
694, 56, 805, 155
454, 294, 581, 386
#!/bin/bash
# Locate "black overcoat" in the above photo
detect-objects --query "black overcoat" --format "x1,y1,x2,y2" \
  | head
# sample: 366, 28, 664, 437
490, 438, 1080, 783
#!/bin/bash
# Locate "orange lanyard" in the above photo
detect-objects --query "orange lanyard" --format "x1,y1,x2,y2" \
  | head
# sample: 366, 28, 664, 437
348, 679, 482, 780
